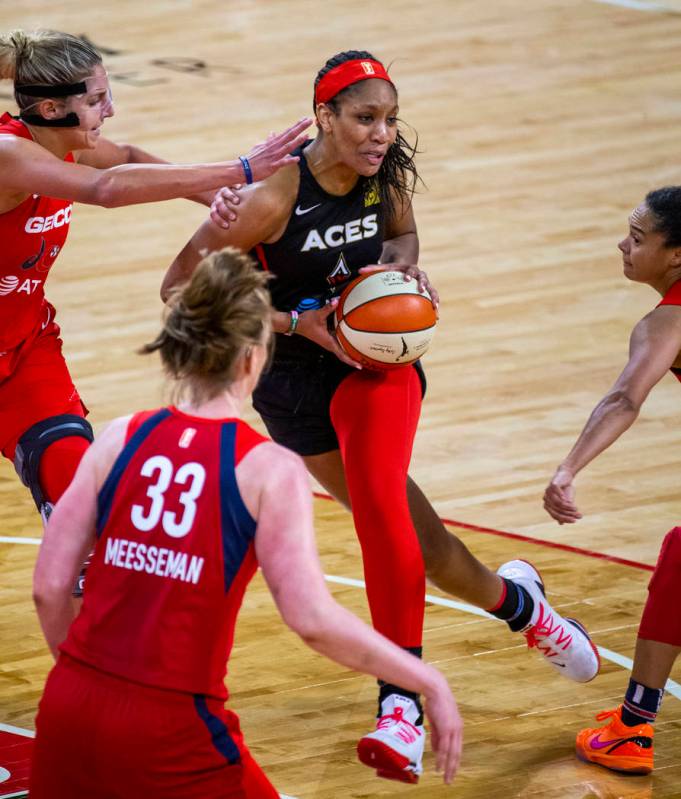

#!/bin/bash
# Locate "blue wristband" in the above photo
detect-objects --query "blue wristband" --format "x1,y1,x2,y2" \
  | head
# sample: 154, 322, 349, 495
239, 155, 253, 185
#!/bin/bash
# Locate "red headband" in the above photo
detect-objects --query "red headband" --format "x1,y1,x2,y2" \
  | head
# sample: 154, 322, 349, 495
314, 59, 393, 105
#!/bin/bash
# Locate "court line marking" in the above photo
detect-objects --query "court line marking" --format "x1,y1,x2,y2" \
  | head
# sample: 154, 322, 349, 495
324, 573, 681, 700
1, 499, 658, 573
592, 0, 680, 11
312, 491, 656, 571
3, 518, 677, 697
0, 537, 41, 546
0, 574, 675, 799
0, 724, 33, 738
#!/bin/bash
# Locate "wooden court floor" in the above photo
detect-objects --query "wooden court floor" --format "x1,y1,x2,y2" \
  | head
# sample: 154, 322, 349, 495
2, 0, 681, 795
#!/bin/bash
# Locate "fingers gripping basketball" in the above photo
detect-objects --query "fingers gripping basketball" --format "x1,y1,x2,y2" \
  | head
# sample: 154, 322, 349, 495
334, 271, 438, 370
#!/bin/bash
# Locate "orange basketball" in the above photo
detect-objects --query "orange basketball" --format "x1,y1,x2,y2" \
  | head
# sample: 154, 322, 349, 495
334, 271, 438, 370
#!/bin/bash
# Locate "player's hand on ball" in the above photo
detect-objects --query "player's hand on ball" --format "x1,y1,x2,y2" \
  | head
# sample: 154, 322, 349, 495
296, 301, 362, 369
361, 263, 439, 309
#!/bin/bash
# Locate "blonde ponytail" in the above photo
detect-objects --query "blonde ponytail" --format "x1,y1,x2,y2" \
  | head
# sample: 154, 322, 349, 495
142, 247, 272, 402
0, 29, 101, 109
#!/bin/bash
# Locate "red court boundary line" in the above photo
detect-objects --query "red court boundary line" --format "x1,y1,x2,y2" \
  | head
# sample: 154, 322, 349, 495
312, 491, 655, 573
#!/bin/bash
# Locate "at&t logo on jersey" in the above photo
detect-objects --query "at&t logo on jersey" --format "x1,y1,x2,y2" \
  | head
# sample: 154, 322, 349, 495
301, 213, 378, 252
0, 275, 42, 296
25, 205, 72, 233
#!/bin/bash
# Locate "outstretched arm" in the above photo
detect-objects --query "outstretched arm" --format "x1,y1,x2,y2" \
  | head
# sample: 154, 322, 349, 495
544, 304, 681, 523
241, 443, 462, 783
0, 117, 310, 208
77, 138, 237, 208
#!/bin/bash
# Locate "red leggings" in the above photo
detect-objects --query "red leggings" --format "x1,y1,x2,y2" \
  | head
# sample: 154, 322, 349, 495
639, 526, 681, 646
1, 319, 88, 507
330, 366, 425, 649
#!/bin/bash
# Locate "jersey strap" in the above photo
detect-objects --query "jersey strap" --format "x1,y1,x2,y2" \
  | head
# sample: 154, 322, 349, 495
658, 279, 681, 307
219, 421, 257, 591
96, 409, 172, 536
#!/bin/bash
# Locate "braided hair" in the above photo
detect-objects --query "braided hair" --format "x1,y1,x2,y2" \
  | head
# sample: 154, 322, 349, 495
313, 50, 421, 222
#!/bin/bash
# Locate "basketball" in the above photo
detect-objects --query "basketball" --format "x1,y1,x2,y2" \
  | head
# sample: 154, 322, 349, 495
334, 271, 438, 370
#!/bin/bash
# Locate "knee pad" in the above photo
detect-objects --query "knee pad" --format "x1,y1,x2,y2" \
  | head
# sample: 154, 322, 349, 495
14, 414, 93, 514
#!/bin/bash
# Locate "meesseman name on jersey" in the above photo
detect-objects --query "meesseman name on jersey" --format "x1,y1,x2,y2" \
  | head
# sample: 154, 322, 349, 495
104, 537, 204, 585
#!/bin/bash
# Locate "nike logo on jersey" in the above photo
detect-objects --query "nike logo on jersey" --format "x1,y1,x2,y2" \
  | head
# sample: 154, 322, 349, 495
302, 213, 378, 252
295, 203, 321, 216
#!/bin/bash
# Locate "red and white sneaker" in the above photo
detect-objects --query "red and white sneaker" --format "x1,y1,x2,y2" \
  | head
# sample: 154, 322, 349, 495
357, 694, 425, 783
497, 559, 600, 683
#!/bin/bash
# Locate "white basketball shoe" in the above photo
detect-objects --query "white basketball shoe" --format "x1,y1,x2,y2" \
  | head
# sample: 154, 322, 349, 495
497, 559, 600, 683
357, 693, 425, 783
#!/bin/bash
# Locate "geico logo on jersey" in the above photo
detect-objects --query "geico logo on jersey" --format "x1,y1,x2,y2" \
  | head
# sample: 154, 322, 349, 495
25, 205, 73, 234
0, 275, 42, 296
301, 213, 378, 252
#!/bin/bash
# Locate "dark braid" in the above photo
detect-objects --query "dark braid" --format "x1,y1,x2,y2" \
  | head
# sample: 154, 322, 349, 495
314, 50, 421, 222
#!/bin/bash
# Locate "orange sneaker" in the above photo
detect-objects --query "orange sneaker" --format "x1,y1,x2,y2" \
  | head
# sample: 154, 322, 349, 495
576, 706, 653, 774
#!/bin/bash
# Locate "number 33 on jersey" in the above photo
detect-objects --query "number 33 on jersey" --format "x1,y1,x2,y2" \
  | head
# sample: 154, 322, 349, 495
61, 407, 270, 698
93, 407, 268, 588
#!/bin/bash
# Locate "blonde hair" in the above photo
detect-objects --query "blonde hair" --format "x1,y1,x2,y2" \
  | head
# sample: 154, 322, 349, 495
0, 29, 101, 110
142, 247, 272, 404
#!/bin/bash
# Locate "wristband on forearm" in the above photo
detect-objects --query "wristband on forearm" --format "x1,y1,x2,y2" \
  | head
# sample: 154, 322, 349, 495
284, 309, 299, 336
239, 155, 253, 184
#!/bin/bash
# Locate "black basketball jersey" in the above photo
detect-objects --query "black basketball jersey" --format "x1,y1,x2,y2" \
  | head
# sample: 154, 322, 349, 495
252, 142, 385, 359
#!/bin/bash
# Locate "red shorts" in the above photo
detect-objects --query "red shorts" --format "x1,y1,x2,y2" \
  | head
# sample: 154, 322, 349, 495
30, 655, 280, 799
638, 526, 681, 646
0, 313, 85, 461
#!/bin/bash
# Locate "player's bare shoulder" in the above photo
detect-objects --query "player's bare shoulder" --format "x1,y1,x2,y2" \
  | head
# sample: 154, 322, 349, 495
254, 161, 301, 242
235, 437, 308, 519
240, 437, 306, 481
636, 303, 681, 340
87, 414, 134, 483
0, 135, 43, 209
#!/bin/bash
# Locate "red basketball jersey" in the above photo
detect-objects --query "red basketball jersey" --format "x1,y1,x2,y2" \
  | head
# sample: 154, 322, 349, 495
62, 407, 268, 700
657, 280, 681, 384
0, 113, 74, 352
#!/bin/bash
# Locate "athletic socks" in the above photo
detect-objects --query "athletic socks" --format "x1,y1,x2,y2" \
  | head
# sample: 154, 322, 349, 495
378, 647, 424, 723
621, 678, 664, 726
488, 577, 535, 632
